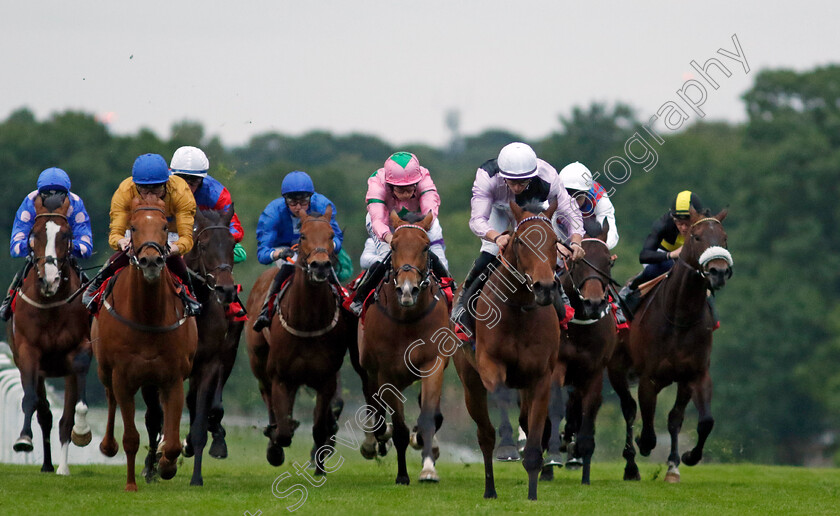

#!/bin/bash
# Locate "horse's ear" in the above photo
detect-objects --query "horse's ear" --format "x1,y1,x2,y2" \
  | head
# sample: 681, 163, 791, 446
715, 208, 728, 223
599, 217, 610, 242
509, 201, 524, 222
33, 194, 45, 213
389, 210, 402, 229
543, 199, 558, 220
688, 205, 702, 224
419, 211, 434, 231
322, 204, 333, 222
222, 203, 235, 226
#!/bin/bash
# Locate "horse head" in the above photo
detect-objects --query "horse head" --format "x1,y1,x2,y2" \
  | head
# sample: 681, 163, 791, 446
683, 207, 732, 291
389, 210, 434, 307
129, 195, 169, 283
569, 218, 614, 319
297, 206, 335, 284
186, 206, 237, 304
508, 200, 559, 307
30, 193, 73, 297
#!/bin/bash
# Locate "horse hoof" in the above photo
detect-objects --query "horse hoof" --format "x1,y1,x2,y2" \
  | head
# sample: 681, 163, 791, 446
395, 475, 410, 485
267, 445, 285, 467
41, 464, 55, 473
71, 430, 92, 447
360, 442, 377, 460
209, 438, 228, 459
624, 468, 641, 481
484, 491, 497, 499
100, 440, 118, 458
681, 451, 700, 466
181, 438, 194, 458
377, 441, 389, 457
13, 436, 34, 453
664, 471, 680, 483
539, 465, 554, 482
190, 477, 204, 487
544, 452, 564, 467
494, 445, 521, 462
635, 435, 655, 457
566, 457, 583, 470
419, 468, 439, 483
409, 430, 422, 450
125, 483, 138, 492
158, 460, 177, 481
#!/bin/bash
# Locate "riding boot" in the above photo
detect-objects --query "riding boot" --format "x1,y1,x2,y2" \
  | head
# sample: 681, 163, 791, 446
617, 270, 645, 319
429, 253, 452, 281
553, 272, 572, 323
167, 255, 202, 317
451, 251, 496, 335
0, 258, 31, 321
708, 294, 720, 330
253, 264, 295, 331
347, 258, 389, 316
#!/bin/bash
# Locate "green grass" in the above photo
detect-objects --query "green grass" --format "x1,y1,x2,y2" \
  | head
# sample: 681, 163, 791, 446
1, 426, 838, 515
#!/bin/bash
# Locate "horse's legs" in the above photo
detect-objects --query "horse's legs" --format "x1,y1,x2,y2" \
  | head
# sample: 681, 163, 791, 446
378, 379, 410, 485
99, 386, 119, 457
112, 380, 139, 491
491, 387, 519, 460
523, 375, 551, 501
140, 385, 163, 483
607, 365, 639, 480
189, 369, 215, 486
545, 381, 566, 460
13, 344, 38, 453
158, 381, 185, 481
312, 374, 339, 476
418, 366, 445, 482
564, 389, 583, 468
183, 376, 197, 457
456, 357, 496, 499
636, 376, 660, 456
56, 373, 78, 475
210, 320, 243, 459
664, 382, 692, 483
70, 347, 92, 448
577, 373, 605, 485
682, 372, 714, 467
267, 381, 297, 466
35, 377, 54, 473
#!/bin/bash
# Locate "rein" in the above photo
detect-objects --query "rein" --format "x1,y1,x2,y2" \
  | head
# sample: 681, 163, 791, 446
390, 223, 432, 290
102, 297, 189, 333
128, 206, 170, 266
189, 225, 234, 290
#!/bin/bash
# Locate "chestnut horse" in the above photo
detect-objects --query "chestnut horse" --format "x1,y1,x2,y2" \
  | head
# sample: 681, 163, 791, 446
358, 211, 451, 484
7, 194, 92, 474
93, 195, 197, 491
607, 207, 732, 483
454, 200, 561, 500
181, 207, 243, 486
548, 220, 617, 485
245, 206, 357, 474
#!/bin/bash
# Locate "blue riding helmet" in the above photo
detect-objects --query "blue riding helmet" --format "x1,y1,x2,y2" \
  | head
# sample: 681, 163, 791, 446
36, 167, 71, 193
132, 153, 171, 185
281, 171, 315, 196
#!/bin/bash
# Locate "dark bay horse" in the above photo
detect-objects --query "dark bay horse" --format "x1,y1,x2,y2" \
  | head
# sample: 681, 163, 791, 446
181, 207, 243, 486
607, 207, 732, 483
245, 206, 357, 474
93, 195, 197, 491
7, 194, 92, 474
454, 200, 561, 500
358, 211, 451, 484
548, 220, 617, 485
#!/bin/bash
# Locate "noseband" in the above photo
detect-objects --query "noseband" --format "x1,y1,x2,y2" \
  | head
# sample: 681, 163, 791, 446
568, 238, 612, 302
678, 218, 734, 282
191, 224, 234, 289
295, 218, 336, 280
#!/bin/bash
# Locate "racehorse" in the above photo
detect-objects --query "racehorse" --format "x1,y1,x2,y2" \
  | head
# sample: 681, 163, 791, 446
245, 206, 357, 475
358, 211, 451, 484
181, 207, 243, 486
607, 207, 732, 483
93, 195, 197, 491
7, 194, 92, 474
454, 200, 561, 500
548, 219, 617, 485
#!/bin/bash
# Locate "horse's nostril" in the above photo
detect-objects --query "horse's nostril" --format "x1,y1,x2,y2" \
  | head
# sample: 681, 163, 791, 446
138, 257, 149, 268
154, 256, 165, 268
411, 287, 420, 296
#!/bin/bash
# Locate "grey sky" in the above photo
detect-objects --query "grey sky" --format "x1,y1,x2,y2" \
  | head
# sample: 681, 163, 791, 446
1, 1, 836, 148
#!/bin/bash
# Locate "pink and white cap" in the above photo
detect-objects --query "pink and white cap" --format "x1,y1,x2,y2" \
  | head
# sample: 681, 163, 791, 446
384, 152, 423, 186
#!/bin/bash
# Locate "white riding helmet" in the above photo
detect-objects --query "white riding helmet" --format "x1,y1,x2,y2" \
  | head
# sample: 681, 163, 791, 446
497, 142, 538, 179
170, 146, 209, 177
559, 161, 594, 192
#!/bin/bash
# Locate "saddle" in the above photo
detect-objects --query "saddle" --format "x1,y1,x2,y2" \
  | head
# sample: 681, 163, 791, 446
270, 272, 349, 321
90, 267, 194, 318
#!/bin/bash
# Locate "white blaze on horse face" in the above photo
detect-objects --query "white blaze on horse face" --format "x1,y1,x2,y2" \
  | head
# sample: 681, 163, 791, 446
43, 221, 61, 292
399, 277, 415, 305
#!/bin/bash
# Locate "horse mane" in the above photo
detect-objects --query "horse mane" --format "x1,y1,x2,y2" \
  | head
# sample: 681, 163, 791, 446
197, 208, 223, 224
519, 202, 546, 217
42, 192, 67, 212
583, 217, 603, 238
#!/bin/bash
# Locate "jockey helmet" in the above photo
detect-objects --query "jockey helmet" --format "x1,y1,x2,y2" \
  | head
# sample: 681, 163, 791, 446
498, 142, 538, 179
37, 167, 71, 193
132, 153, 171, 185
559, 161, 593, 192
383, 152, 423, 186
170, 146, 209, 177
670, 190, 704, 219
281, 171, 315, 196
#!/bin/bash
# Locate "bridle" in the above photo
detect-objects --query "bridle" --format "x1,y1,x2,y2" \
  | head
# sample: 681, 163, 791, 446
294, 217, 337, 282
190, 224, 234, 290
676, 218, 733, 283
499, 215, 555, 288
567, 238, 612, 303
27, 213, 72, 277
390, 224, 432, 290
128, 206, 170, 267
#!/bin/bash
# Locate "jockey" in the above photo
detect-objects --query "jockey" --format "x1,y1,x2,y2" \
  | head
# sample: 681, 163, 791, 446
558, 161, 619, 249
618, 190, 705, 311
347, 152, 452, 316
169, 146, 247, 263
0, 167, 93, 321
81, 153, 201, 316
252, 171, 344, 331
451, 142, 585, 332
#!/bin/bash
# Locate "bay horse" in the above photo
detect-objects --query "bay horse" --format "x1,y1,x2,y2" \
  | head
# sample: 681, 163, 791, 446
358, 211, 451, 484
7, 194, 92, 474
93, 195, 197, 491
453, 200, 561, 500
607, 207, 732, 483
245, 206, 357, 474
546, 219, 617, 485
181, 207, 243, 486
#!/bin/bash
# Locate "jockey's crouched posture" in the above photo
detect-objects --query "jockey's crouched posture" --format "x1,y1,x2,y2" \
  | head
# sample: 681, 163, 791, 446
82, 153, 201, 316
348, 152, 453, 316
252, 171, 344, 331
452, 142, 586, 336
1, 167, 93, 320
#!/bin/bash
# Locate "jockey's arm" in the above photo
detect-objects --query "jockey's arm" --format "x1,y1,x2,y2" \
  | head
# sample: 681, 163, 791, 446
69, 195, 94, 259
171, 181, 197, 255
108, 180, 133, 251
10, 196, 35, 258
